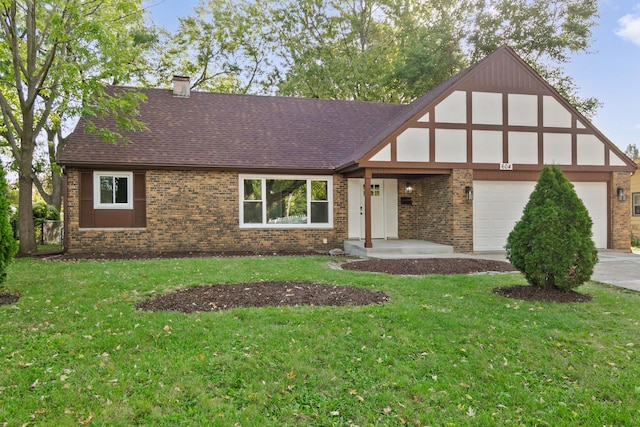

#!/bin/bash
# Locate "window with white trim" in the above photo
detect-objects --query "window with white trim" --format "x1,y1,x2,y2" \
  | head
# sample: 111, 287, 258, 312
240, 175, 332, 227
93, 172, 134, 209
633, 193, 640, 216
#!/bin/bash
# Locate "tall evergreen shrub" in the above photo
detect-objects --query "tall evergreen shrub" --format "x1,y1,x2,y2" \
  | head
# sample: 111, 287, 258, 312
0, 163, 18, 287
505, 165, 598, 291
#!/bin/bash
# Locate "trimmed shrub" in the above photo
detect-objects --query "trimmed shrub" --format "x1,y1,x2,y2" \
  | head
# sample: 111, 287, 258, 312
505, 165, 598, 291
0, 163, 18, 287
32, 201, 60, 224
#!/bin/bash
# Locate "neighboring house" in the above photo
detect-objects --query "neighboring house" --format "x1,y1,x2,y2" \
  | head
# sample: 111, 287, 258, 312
58, 46, 636, 255
631, 159, 640, 241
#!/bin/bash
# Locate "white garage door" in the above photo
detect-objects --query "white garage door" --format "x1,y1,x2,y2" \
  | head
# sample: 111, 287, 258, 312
473, 181, 607, 251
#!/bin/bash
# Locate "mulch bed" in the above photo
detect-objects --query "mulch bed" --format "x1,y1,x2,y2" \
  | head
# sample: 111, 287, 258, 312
341, 257, 517, 275
43, 251, 322, 262
493, 285, 592, 303
136, 281, 389, 313
0, 292, 19, 306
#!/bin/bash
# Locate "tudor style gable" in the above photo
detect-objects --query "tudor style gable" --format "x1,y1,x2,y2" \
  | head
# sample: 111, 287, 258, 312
360, 46, 634, 172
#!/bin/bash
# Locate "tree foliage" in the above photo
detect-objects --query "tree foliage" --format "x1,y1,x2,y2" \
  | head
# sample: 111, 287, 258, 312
0, 0, 152, 255
0, 160, 18, 287
259, 0, 600, 111
505, 166, 598, 291
148, 0, 272, 93
624, 143, 639, 161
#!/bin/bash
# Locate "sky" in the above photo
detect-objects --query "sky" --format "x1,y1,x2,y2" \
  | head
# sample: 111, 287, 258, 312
145, 0, 640, 152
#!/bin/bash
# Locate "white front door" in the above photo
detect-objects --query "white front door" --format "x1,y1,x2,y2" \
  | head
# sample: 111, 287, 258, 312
369, 180, 385, 239
347, 178, 398, 240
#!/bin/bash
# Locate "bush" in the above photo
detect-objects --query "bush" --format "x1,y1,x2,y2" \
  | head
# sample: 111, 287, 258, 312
32, 201, 60, 224
0, 163, 18, 287
505, 165, 598, 291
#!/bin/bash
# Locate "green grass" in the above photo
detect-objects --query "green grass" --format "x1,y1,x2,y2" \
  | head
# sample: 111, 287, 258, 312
1, 256, 639, 426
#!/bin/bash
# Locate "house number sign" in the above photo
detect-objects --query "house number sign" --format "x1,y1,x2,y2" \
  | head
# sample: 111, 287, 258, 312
500, 163, 513, 171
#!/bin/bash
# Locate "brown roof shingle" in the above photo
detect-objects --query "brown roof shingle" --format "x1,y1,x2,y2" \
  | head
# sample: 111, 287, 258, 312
59, 89, 406, 171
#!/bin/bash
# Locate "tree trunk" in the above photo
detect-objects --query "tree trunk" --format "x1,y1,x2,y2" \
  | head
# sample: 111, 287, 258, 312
18, 156, 36, 255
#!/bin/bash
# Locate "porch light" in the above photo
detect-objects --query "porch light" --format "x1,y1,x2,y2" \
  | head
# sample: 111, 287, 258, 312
617, 187, 626, 201
405, 182, 413, 194
465, 186, 473, 201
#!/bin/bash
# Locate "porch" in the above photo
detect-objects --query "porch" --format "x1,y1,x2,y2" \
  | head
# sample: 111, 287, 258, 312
343, 239, 454, 259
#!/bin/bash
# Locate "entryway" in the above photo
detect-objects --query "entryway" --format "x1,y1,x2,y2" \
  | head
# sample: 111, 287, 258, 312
347, 178, 398, 240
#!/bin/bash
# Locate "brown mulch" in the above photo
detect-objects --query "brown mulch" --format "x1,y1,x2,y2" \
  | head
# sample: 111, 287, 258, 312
493, 285, 592, 303
341, 257, 517, 275
0, 292, 19, 306
136, 281, 389, 313
43, 251, 322, 262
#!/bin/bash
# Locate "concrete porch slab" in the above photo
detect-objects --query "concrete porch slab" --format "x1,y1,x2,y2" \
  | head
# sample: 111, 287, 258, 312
344, 239, 454, 259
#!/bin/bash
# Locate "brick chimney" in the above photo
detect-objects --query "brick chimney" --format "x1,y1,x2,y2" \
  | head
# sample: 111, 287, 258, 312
172, 76, 190, 98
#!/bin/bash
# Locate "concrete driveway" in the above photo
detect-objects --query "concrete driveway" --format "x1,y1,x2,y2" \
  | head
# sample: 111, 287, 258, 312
465, 250, 640, 292
591, 250, 640, 292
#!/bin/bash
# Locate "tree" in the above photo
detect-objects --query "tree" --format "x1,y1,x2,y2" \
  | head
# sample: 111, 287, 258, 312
148, 0, 272, 93
0, 0, 150, 255
262, 0, 599, 115
466, 0, 601, 118
505, 165, 598, 291
0, 160, 18, 287
625, 143, 639, 160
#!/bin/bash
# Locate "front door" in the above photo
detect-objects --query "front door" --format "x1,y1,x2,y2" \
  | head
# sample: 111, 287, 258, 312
347, 178, 397, 240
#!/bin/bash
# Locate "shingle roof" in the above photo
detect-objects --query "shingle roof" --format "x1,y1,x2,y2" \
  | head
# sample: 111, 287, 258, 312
59, 88, 406, 171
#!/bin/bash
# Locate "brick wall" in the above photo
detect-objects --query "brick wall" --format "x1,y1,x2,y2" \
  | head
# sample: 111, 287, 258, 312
397, 180, 418, 239
407, 170, 473, 252
451, 169, 474, 252
611, 171, 631, 250
418, 175, 452, 245
65, 169, 348, 254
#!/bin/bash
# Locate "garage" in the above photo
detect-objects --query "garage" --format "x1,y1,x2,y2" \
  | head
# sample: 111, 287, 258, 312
473, 181, 607, 252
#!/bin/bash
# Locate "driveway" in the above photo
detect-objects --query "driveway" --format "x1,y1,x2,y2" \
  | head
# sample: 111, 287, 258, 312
466, 250, 640, 292
591, 250, 640, 292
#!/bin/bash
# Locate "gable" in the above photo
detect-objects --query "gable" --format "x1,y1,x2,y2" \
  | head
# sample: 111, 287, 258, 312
358, 46, 635, 173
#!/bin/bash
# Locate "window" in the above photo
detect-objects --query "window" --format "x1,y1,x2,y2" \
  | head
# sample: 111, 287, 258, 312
633, 193, 640, 216
240, 175, 332, 228
93, 172, 133, 209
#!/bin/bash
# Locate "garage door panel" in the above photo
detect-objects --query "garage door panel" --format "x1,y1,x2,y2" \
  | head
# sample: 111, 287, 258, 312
473, 181, 606, 251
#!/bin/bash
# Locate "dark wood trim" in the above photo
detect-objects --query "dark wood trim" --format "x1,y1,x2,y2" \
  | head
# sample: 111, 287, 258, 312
502, 93, 509, 163
63, 172, 69, 251
466, 91, 473, 163
364, 169, 372, 248
77, 170, 147, 228
607, 180, 612, 249
473, 170, 611, 182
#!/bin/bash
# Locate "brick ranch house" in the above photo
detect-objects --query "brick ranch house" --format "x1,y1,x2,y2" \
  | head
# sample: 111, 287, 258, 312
58, 46, 636, 255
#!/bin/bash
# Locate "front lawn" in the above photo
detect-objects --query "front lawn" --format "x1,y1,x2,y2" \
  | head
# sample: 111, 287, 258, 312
1, 256, 639, 426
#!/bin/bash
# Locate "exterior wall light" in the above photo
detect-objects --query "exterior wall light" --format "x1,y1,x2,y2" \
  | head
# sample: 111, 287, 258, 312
405, 182, 413, 194
465, 186, 473, 201
617, 187, 626, 201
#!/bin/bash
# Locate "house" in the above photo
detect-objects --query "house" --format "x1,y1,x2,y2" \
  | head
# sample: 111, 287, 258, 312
632, 159, 640, 242
58, 46, 636, 255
